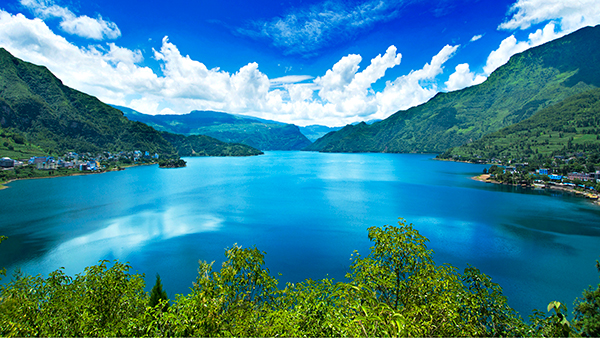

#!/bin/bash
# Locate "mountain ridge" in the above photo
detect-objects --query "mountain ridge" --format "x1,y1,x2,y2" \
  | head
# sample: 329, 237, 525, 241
305, 25, 600, 153
438, 87, 600, 164
116, 106, 312, 151
0, 48, 262, 158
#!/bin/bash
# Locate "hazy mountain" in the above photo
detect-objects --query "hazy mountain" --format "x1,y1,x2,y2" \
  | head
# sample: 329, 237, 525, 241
299, 125, 343, 142
300, 120, 381, 142
116, 106, 312, 151
305, 25, 600, 153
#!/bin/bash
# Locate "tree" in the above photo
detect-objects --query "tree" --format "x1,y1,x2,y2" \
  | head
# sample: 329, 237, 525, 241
0, 236, 6, 281
573, 260, 600, 337
345, 220, 526, 337
149, 274, 169, 311
0, 260, 148, 337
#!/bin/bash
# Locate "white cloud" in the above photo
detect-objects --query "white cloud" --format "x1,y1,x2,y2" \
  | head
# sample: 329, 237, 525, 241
285, 83, 315, 102
270, 75, 313, 87
59, 14, 120, 40
0, 9, 461, 127
237, 0, 410, 55
0, 10, 146, 101
313, 45, 402, 116
445, 22, 563, 92
153, 37, 231, 101
470, 34, 483, 42
444, 63, 486, 91
461, 0, 600, 90
20, 0, 120, 40
483, 22, 562, 75
499, 0, 600, 32
374, 45, 458, 118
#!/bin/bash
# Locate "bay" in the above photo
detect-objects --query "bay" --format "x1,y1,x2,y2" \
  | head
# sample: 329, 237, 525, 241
0, 151, 599, 316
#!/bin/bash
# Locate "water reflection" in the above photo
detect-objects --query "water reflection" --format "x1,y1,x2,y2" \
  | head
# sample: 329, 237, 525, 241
17, 207, 223, 277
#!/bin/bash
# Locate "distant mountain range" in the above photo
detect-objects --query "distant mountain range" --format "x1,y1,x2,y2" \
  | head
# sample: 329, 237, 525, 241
299, 120, 380, 142
0, 48, 261, 158
298, 125, 343, 142
116, 106, 312, 151
306, 25, 600, 153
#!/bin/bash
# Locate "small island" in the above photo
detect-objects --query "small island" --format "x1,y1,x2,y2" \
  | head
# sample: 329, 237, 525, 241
158, 158, 187, 168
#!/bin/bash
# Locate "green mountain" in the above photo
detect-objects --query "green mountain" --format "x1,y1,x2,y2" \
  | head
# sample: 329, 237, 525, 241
116, 106, 312, 151
0, 48, 262, 159
438, 88, 600, 164
161, 132, 263, 157
0, 48, 177, 156
306, 25, 600, 153
298, 120, 380, 142
299, 124, 343, 142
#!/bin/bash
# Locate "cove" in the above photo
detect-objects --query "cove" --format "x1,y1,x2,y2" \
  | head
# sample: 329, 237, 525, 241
0, 151, 599, 316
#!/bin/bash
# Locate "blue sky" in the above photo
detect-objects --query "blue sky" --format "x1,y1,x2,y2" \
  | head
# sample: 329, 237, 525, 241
1, 0, 599, 126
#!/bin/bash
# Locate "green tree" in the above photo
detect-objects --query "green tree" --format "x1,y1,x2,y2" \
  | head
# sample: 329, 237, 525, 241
0, 260, 148, 337
0, 236, 6, 281
573, 260, 600, 337
149, 273, 169, 311
163, 244, 279, 337
459, 266, 526, 336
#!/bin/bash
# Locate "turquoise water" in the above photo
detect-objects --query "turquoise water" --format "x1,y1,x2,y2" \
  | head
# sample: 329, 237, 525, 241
1, 151, 599, 316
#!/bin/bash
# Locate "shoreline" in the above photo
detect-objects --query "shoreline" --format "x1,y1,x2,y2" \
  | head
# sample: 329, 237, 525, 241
471, 174, 600, 206
0, 162, 155, 190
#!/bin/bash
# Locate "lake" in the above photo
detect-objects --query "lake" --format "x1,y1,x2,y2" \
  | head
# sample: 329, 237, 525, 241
1, 151, 599, 316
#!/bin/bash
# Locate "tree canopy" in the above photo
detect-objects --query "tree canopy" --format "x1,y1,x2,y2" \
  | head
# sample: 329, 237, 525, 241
0, 220, 598, 336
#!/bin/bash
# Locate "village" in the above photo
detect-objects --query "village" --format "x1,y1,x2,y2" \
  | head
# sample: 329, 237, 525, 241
0, 150, 159, 176
477, 160, 600, 203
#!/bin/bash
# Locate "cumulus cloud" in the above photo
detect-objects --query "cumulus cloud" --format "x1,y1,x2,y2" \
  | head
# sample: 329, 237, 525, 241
484, 22, 562, 75
237, 0, 410, 56
443, 22, 562, 92
499, 0, 600, 32
444, 63, 486, 91
20, 0, 120, 40
453, 0, 600, 93
374, 44, 458, 117
314, 45, 402, 116
0, 9, 461, 126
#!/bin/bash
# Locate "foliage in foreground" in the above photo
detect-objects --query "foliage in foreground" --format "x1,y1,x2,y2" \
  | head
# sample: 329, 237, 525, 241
0, 220, 598, 337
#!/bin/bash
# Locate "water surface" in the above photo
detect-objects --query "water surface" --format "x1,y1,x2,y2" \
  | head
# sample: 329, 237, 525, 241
1, 152, 599, 316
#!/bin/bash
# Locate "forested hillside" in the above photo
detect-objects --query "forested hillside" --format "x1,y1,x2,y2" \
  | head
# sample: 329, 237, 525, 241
0, 48, 177, 156
161, 132, 263, 157
438, 88, 600, 167
0, 49, 263, 159
306, 25, 600, 153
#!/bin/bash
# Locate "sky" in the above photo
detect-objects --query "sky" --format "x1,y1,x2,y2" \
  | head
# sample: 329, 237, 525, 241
0, 0, 599, 127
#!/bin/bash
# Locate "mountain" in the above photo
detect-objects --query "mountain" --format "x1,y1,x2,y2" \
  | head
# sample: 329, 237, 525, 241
299, 125, 343, 142
116, 106, 312, 151
0, 48, 178, 156
438, 88, 600, 164
306, 25, 600, 153
0, 48, 262, 158
299, 120, 381, 142
161, 132, 263, 157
